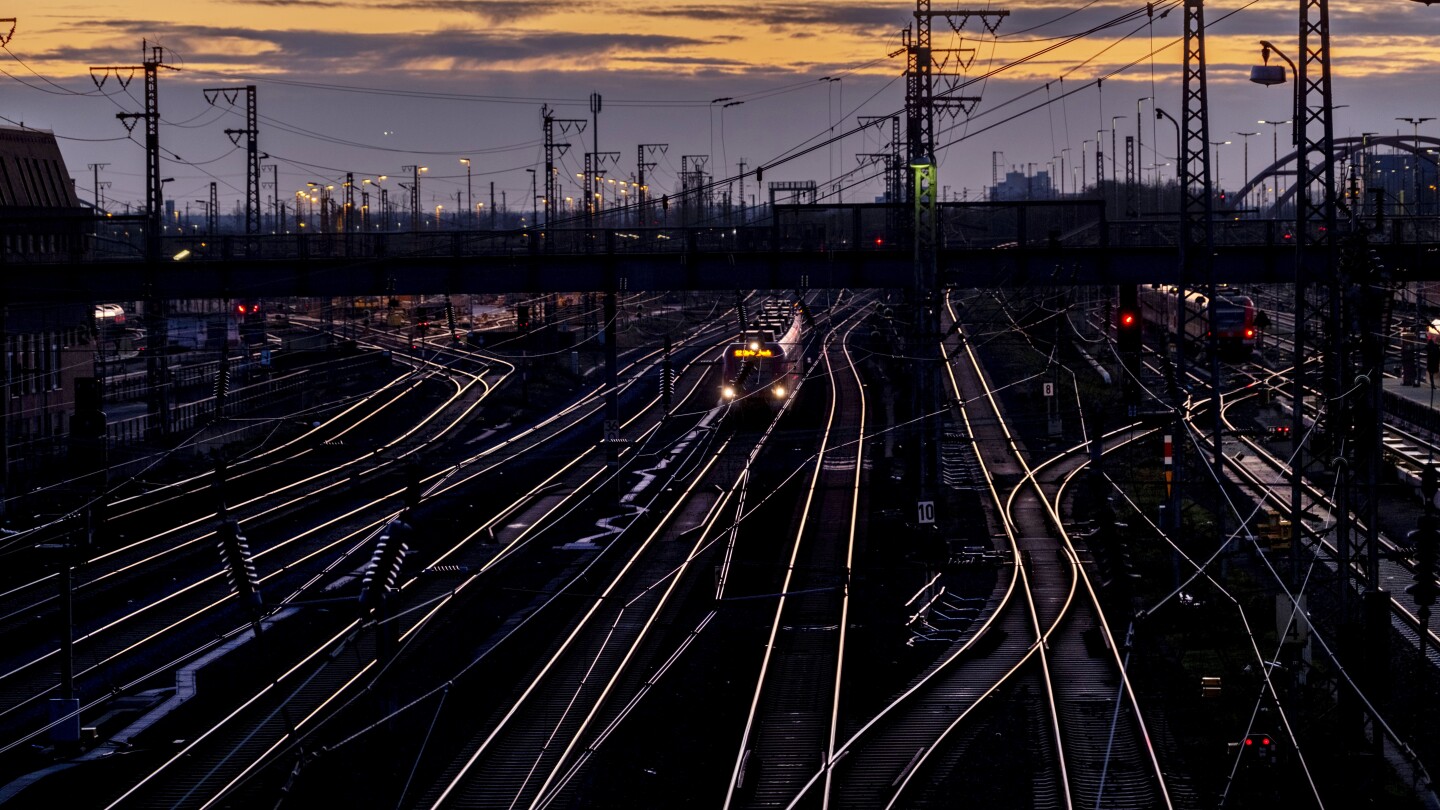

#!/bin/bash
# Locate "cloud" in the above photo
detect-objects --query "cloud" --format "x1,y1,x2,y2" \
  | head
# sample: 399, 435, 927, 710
230, 0, 576, 24
634, 2, 909, 31
41, 21, 709, 72
612, 55, 754, 67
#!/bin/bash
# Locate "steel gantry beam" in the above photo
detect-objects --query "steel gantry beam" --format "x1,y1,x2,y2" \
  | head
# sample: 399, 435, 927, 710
1125, 135, 1137, 217
680, 155, 709, 227
637, 143, 666, 226
203, 85, 260, 238
92, 41, 178, 440
1179, 0, 1223, 498
541, 105, 587, 243
903, 0, 1007, 527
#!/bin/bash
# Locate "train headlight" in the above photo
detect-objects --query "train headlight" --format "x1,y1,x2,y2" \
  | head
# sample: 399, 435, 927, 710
749, 341, 760, 351
723, 386, 736, 399
773, 386, 786, 399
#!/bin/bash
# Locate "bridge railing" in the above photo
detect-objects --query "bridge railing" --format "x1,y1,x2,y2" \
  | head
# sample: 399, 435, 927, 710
20, 204, 1440, 265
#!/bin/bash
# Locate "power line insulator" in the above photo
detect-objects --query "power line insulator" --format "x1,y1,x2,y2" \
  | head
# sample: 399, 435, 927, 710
660, 358, 675, 406
216, 519, 262, 612
360, 519, 412, 611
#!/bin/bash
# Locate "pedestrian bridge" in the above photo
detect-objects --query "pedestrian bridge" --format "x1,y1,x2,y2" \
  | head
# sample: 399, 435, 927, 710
5, 200, 1437, 302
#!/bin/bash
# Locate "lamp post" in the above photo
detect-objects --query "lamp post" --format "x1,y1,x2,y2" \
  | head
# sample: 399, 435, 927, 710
525, 168, 537, 231
307, 182, 335, 233
1059, 148, 1071, 196
379, 180, 389, 231
1234, 131, 1257, 210
1136, 97, 1152, 188
1257, 120, 1290, 208
1397, 117, 1434, 215
1209, 140, 1232, 198
1110, 115, 1126, 186
1082, 140, 1093, 189
361, 176, 385, 231
1252, 39, 1303, 212
1254, 37, 1302, 204
460, 158, 473, 228
1257, 120, 1290, 170
1155, 108, 1182, 193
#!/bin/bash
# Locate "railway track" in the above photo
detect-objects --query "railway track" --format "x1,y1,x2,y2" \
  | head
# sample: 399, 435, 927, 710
722, 307, 870, 809
81, 295, 803, 808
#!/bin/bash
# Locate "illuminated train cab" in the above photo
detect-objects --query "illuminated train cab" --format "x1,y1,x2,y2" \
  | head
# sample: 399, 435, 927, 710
720, 301, 805, 409
1137, 284, 1257, 359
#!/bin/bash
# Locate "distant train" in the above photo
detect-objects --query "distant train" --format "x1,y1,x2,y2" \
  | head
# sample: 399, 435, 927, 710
1137, 285, 1257, 358
719, 300, 805, 409
94, 303, 145, 359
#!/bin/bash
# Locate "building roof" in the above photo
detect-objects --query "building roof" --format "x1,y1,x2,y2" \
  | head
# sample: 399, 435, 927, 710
0, 125, 81, 209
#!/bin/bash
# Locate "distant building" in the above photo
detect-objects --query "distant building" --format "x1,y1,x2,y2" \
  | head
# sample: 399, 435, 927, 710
0, 126, 95, 508
0, 125, 90, 261
1362, 151, 1438, 215
989, 168, 1053, 202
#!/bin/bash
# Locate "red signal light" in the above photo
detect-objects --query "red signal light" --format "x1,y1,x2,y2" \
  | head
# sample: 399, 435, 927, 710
874, 237, 884, 246
1262, 737, 1271, 745
1246, 329, 1255, 338
1120, 312, 1136, 327
1245, 738, 1253, 746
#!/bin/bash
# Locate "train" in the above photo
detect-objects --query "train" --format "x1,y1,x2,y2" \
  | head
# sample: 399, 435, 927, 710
94, 303, 145, 359
1136, 284, 1258, 359
719, 299, 805, 409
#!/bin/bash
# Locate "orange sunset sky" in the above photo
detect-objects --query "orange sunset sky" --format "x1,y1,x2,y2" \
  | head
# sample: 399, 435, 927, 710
5, 0, 1438, 211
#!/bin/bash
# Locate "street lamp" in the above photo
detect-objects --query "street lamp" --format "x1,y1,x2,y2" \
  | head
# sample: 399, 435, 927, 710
1397, 117, 1434, 215
459, 158, 473, 228
1257, 120, 1290, 167
307, 181, 336, 233
1137, 96, 1153, 187
1110, 115, 1126, 186
525, 168, 537, 231
1252, 40, 1309, 215
819, 77, 842, 196
1234, 132, 1257, 211
361, 177, 386, 231
1252, 41, 1300, 143
1208, 139, 1231, 196
1154, 108, 1182, 201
